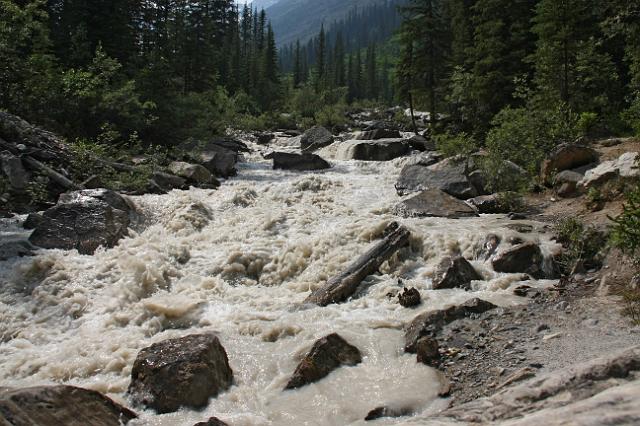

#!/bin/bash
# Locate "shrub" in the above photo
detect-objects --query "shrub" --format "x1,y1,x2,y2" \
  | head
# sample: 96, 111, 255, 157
315, 103, 349, 131
555, 217, 608, 274
622, 97, 640, 137
610, 186, 640, 262
577, 112, 599, 136
434, 131, 477, 158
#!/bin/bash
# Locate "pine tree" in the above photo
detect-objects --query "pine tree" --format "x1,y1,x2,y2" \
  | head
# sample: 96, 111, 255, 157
315, 24, 327, 91
293, 40, 303, 87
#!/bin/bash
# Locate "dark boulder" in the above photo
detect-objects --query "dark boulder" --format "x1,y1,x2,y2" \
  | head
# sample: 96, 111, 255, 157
365, 406, 414, 421
408, 134, 436, 152
0, 385, 137, 425
301, 126, 334, 152
0, 240, 35, 261
432, 256, 482, 290
404, 298, 497, 352
416, 336, 440, 366
394, 189, 479, 219
147, 172, 189, 193
396, 158, 484, 199
256, 133, 275, 145
356, 128, 401, 140
492, 242, 544, 277
168, 161, 218, 187
466, 194, 506, 214
339, 139, 410, 161
285, 333, 362, 390
268, 152, 331, 171
398, 287, 422, 308
197, 148, 237, 178
28, 189, 134, 255
193, 417, 229, 426
128, 334, 233, 414
1, 151, 30, 190
540, 144, 598, 185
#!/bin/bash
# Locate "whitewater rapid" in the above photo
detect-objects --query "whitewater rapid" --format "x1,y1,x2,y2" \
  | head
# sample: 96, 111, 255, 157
0, 135, 560, 425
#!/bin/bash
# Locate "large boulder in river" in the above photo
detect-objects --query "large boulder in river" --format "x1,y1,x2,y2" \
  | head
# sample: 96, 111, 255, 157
404, 298, 497, 352
337, 139, 410, 161
285, 333, 362, 390
356, 128, 401, 140
540, 143, 598, 185
168, 161, 219, 187
0, 385, 137, 425
128, 334, 233, 414
1, 151, 30, 190
579, 152, 640, 190
267, 152, 331, 171
492, 241, 544, 277
28, 189, 135, 255
394, 189, 478, 219
147, 171, 188, 193
396, 157, 484, 199
197, 148, 237, 178
301, 126, 334, 152
432, 256, 482, 290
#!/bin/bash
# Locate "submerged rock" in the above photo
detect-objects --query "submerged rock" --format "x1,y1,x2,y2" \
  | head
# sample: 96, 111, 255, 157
365, 405, 414, 421
399, 287, 422, 308
432, 256, 482, 290
301, 126, 334, 152
394, 189, 479, 219
540, 143, 598, 185
338, 139, 410, 161
0, 385, 137, 425
28, 189, 135, 255
267, 152, 331, 171
492, 242, 544, 277
404, 298, 497, 353
285, 333, 362, 390
128, 334, 233, 414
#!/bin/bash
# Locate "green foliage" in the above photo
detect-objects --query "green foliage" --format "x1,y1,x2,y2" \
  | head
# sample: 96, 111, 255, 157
25, 174, 51, 205
555, 217, 608, 274
315, 103, 348, 131
495, 191, 524, 212
434, 131, 477, 158
621, 286, 640, 325
611, 186, 640, 261
577, 112, 599, 136
622, 98, 640, 137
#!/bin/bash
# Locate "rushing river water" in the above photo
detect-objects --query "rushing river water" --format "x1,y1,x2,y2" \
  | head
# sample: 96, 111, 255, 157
0, 135, 560, 425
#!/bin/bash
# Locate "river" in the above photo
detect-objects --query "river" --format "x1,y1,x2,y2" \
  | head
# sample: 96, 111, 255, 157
0, 134, 560, 425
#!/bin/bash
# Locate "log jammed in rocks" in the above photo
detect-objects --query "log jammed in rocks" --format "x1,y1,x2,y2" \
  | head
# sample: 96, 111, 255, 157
0, 385, 137, 425
304, 222, 411, 306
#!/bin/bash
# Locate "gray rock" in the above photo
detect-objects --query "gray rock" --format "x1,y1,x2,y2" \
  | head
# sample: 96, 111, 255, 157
365, 405, 414, 421
394, 189, 479, 219
267, 152, 331, 171
1, 152, 30, 190
28, 189, 134, 255
128, 334, 233, 414
0, 240, 35, 261
168, 161, 218, 186
466, 194, 504, 214
553, 170, 583, 198
285, 333, 362, 390
356, 128, 401, 140
148, 172, 188, 193
580, 152, 639, 189
492, 242, 544, 277
197, 148, 238, 178
416, 336, 440, 365
408, 134, 436, 152
0, 385, 137, 425
540, 144, 599, 185
406, 152, 443, 167
432, 256, 482, 290
337, 139, 410, 161
301, 126, 334, 152
404, 298, 497, 352
396, 158, 484, 199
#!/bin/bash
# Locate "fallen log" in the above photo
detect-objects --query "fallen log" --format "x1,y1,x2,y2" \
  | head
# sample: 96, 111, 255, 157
22, 155, 81, 190
305, 222, 411, 306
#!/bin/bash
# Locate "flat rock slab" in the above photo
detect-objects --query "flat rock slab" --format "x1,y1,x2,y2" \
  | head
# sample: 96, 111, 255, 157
268, 152, 331, 171
432, 256, 482, 290
394, 189, 478, 219
404, 298, 497, 353
285, 333, 362, 389
337, 139, 410, 161
128, 334, 233, 414
0, 385, 137, 425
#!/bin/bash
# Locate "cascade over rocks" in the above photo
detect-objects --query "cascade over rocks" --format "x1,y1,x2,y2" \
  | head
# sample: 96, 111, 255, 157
432, 256, 483, 290
337, 139, 410, 161
492, 241, 544, 277
0, 385, 137, 425
28, 189, 135, 255
285, 333, 362, 390
266, 151, 331, 171
540, 143, 599, 185
404, 298, 498, 353
128, 334, 233, 414
394, 189, 479, 219
300, 126, 334, 152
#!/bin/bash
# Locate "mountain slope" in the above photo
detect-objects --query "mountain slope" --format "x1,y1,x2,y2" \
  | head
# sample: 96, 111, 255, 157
266, 0, 390, 46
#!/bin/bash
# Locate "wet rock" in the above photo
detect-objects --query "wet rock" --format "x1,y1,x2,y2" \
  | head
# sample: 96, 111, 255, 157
580, 152, 639, 189
394, 189, 479, 219
256, 133, 275, 145
399, 287, 422, 307
416, 336, 440, 365
147, 172, 188, 193
193, 417, 229, 426
540, 144, 598, 185
206, 137, 250, 154
197, 148, 237, 178
396, 158, 484, 199
356, 128, 401, 140
508, 212, 527, 220
285, 333, 362, 390
128, 334, 233, 414
338, 139, 410, 161
1, 151, 30, 190
466, 194, 502, 214
404, 298, 497, 352
432, 256, 482, 290
408, 134, 436, 152
365, 405, 414, 421
406, 152, 443, 167
0, 240, 35, 261
0, 385, 137, 425
492, 242, 544, 277
478, 234, 501, 261
168, 161, 219, 187
268, 152, 331, 171
28, 189, 134, 255
301, 126, 334, 152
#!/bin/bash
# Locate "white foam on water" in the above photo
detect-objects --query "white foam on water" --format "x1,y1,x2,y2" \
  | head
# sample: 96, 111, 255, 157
0, 136, 561, 425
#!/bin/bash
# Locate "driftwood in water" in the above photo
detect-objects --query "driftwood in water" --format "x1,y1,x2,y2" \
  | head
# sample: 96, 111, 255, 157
305, 222, 411, 306
22, 156, 81, 190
